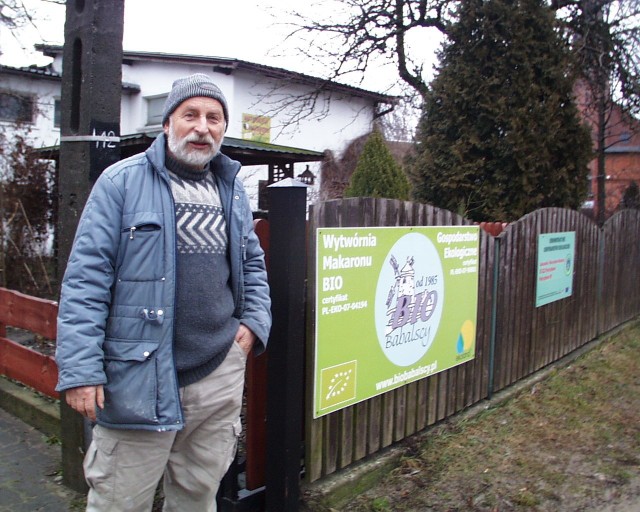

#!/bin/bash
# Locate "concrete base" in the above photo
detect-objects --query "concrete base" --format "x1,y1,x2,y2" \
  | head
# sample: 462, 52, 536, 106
0, 376, 60, 439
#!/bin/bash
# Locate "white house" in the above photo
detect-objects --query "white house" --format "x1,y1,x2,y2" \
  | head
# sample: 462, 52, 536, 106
0, 45, 395, 209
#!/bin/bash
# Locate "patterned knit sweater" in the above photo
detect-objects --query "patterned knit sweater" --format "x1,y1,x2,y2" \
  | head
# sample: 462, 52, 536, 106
165, 154, 239, 387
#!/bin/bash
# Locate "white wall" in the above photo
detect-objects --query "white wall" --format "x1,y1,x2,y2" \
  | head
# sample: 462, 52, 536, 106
120, 62, 235, 136
0, 73, 61, 148
232, 68, 374, 153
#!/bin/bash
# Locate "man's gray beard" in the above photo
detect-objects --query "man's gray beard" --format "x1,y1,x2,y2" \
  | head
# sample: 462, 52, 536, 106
167, 126, 221, 168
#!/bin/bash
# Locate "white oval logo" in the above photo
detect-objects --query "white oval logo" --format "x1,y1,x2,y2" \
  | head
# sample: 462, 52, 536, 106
374, 232, 444, 366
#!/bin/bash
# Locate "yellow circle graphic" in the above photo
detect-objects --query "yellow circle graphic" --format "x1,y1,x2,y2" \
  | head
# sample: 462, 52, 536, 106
461, 319, 475, 352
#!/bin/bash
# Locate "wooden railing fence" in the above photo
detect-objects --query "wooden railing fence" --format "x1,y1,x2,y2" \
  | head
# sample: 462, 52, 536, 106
0, 288, 59, 399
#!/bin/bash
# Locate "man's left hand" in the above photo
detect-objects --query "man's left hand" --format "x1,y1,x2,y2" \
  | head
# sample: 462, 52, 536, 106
235, 325, 256, 355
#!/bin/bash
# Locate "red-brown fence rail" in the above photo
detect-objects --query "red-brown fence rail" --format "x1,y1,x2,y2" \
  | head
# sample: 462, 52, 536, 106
0, 288, 59, 399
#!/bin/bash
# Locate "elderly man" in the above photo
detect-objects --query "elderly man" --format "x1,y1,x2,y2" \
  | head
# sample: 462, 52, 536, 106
55, 74, 272, 511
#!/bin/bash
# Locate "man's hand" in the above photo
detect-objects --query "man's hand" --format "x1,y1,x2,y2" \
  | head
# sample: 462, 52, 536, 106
65, 385, 104, 421
234, 324, 256, 356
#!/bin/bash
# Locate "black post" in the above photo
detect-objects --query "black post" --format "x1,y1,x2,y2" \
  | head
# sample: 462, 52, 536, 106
265, 179, 308, 511
57, 0, 124, 493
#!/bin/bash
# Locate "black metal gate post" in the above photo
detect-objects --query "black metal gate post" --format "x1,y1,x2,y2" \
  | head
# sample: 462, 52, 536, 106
265, 179, 308, 511
57, 0, 124, 493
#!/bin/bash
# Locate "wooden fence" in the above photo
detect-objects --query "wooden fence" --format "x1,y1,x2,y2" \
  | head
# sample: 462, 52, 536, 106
2, 197, 640, 505
492, 208, 601, 392
305, 200, 640, 483
601, 211, 640, 331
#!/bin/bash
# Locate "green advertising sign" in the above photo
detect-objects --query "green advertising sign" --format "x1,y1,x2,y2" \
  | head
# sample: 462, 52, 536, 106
535, 232, 576, 307
314, 226, 480, 418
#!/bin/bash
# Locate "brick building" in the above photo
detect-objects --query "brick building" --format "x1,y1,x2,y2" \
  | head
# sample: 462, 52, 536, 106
576, 81, 640, 219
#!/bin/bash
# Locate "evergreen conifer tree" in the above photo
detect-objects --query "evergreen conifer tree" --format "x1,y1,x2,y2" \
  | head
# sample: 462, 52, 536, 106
407, 0, 593, 221
344, 130, 410, 200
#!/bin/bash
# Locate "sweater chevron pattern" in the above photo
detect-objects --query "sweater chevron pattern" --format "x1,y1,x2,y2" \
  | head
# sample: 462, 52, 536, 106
167, 164, 238, 387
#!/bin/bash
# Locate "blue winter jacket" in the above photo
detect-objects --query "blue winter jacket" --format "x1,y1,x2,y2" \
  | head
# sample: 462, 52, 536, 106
55, 133, 272, 431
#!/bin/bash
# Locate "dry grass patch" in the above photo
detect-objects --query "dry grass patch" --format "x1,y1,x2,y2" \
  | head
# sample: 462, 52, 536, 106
345, 323, 640, 511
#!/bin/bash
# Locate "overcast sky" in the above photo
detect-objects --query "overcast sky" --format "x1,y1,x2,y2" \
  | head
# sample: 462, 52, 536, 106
0, 0, 440, 94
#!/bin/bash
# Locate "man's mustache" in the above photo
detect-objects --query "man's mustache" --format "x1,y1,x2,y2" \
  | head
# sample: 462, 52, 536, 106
185, 134, 214, 146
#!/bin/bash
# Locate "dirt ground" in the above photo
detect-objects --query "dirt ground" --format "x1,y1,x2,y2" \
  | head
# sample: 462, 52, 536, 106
340, 322, 640, 511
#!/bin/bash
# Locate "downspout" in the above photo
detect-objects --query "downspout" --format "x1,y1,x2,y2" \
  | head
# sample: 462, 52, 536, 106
488, 236, 501, 399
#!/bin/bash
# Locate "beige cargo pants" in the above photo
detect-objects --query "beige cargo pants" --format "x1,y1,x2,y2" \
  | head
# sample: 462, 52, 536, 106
83, 341, 246, 512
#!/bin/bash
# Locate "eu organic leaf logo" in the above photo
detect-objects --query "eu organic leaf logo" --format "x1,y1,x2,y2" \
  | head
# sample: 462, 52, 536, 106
320, 361, 357, 410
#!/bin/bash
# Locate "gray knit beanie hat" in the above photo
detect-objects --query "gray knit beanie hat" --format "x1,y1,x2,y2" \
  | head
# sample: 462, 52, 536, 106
162, 73, 229, 130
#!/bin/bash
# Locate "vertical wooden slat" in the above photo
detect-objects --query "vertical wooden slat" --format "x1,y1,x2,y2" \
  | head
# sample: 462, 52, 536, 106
394, 387, 407, 442
245, 219, 270, 490
480, 231, 495, 401
338, 407, 354, 469
495, 221, 511, 391
416, 378, 428, 431
381, 391, 395, 448
324, 413, 340, 475
367, 395, 382, 454
305, 201, 333, 482
522, 214, 536, 375
427, 374, 438, 425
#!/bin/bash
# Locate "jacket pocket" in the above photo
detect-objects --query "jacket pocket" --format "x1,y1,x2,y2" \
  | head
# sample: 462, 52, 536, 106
98, 339, 160, 425
116, 212, 165, 281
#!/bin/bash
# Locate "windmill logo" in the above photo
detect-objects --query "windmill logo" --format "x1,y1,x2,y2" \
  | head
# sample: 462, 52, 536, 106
319, 360, 357, 410
374, 232, 445, 367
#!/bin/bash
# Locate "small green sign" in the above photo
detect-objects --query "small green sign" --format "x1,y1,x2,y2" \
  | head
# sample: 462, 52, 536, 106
536, 232, 575, 308
314, 226, 480, 418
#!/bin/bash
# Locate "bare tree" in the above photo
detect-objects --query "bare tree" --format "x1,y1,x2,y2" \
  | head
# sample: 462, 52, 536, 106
0, 0, 64, 55
377, 85, 422, 142
0, 124, 55, 295
285, 0, 454, 102
0, 0, 36, 31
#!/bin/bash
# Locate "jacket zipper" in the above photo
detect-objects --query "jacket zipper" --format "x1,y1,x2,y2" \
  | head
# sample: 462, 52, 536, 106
216, 171, 244, 312
157, 164, 184, 428
123, 223, 161, 240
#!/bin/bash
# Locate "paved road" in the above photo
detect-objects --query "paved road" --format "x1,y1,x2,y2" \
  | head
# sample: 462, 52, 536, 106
0, 407, 85, 511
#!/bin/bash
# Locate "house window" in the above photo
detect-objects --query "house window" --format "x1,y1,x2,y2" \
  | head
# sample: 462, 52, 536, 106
54, 99, 61, 128
146, 95, 168, 126
0, 91, 34, 123
619, 132, 631, 144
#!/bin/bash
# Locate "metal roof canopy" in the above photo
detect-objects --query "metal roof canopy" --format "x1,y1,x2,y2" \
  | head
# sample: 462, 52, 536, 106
119, 132, 324, 166
36, 131, 325, 167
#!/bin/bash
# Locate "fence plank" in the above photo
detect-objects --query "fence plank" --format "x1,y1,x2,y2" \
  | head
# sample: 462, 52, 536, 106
245, 219, 270, 490
367, 395, 382, 454
338, 407, 354, 469
0, 288, 57, 340
0, 337, 58, 398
